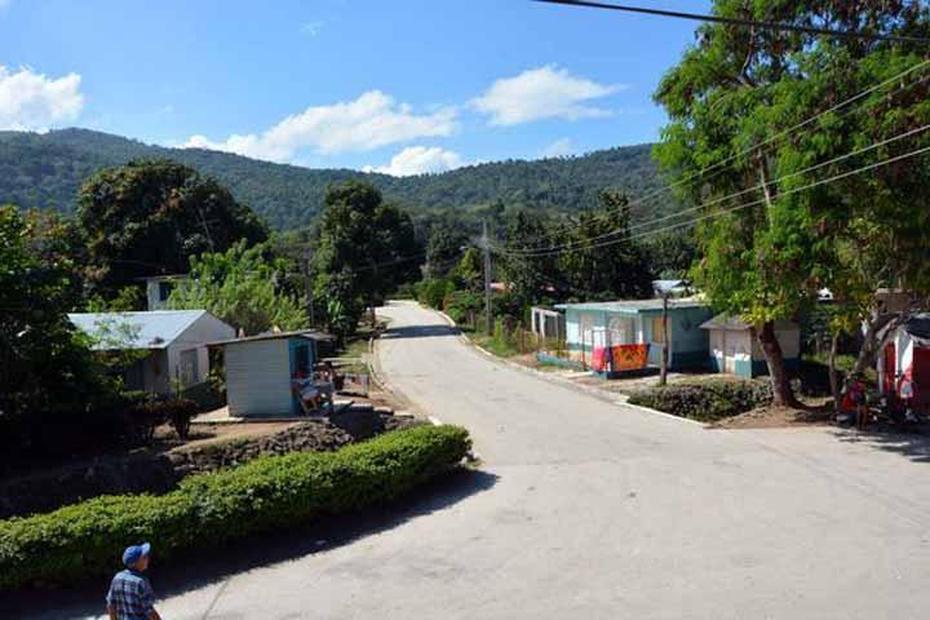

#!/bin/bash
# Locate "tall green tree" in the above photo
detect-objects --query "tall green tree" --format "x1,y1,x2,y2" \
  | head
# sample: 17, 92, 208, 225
0, 205, 112, 424
653, 1, 930, 405
312, 181, 421, 338
557, 190, 653, 302
78, 159, 267, 298
169, 241, 306, 336
424, 215, 469, 279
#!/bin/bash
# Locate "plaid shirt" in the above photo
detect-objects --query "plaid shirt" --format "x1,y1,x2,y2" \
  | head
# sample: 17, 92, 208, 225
106, 569, 155, 620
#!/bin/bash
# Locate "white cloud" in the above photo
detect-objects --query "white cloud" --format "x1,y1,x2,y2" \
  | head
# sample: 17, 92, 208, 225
0, 65, 84, 131
364, 145, 464, 177
471, 65, 622, 126
541, 137, 575, 158
183, 90, 457, 162
300, 20, 324, 36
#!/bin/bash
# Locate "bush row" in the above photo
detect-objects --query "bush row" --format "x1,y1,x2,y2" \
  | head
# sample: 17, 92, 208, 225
0, 424, 471, 590
628, 378, 772, 422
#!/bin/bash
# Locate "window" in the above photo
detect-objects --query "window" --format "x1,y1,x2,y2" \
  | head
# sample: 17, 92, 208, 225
651, 317, 667, 344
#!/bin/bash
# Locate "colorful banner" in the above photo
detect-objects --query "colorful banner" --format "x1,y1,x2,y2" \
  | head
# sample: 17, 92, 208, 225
611, 344, 650, 371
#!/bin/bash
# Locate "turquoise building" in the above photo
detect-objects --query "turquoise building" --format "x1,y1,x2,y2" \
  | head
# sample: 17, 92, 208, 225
554, 299, 713, 372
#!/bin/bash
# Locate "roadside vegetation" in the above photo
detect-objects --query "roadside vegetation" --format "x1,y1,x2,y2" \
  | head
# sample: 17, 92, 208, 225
0, 424, 470, 590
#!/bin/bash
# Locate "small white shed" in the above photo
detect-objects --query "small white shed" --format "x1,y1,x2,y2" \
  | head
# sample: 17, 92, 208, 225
212, 331, 334, 417
700, 314, 800, 378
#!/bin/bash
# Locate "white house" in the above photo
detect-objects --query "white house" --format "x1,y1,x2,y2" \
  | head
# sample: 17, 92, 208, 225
68, 310, 234, 395
144, 275, 188, 310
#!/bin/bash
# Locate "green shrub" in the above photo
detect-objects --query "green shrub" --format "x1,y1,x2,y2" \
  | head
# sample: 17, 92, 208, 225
628, 378, 772, 422
417, 278, 455, 309
0, 424, 471, 590
443, 289, 482, 325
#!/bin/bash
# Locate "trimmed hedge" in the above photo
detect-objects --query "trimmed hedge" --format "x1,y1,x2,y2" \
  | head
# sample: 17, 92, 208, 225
0, 424, 470, 590
628, 378, 772, 422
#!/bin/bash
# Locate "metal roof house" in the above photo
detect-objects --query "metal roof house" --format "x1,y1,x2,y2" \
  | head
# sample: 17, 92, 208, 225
700, 314, 800, 378
210, 331, 335, 417
554, 298, 713, 372
68, 310, 234, 395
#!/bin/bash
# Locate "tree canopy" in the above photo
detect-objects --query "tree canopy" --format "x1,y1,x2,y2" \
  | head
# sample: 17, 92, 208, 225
312, 181, 422, 339
653, 0, 930, 404
168, 241, 307, 336
77, 159, 267, 297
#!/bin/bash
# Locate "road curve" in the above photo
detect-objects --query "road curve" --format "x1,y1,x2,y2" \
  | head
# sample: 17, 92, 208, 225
25, 301, 930, 619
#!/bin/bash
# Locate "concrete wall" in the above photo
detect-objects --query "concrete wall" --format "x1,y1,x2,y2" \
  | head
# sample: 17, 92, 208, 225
226, 339, 293, 417
166, 313, 235, 391
708, 322, 800, 378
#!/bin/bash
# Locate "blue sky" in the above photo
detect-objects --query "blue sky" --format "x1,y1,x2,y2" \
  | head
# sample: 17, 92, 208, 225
0, 0, 707, 175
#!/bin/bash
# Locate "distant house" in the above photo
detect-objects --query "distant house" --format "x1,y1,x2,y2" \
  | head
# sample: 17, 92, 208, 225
144, 275, 187, 310
68, 310, 234, 395
210, 331, 336, 417
700, 314, 800, 379
555, 299, 713, 371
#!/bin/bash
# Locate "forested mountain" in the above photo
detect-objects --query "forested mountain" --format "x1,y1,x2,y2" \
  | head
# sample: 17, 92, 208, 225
0, 128, 679, 230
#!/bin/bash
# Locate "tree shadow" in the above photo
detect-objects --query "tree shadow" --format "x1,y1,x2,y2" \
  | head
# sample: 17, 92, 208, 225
4, 468, 499, 619
381, 324, 461, 340
831, 425, 930, 463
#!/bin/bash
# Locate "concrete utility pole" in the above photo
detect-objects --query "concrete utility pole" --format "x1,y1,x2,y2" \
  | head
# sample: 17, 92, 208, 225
659, 291, 669, 386
303, 246, 315, 327
482, 220, 493, 335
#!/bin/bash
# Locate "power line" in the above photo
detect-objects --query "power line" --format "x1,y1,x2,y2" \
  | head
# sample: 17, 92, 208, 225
501, 55, 930, 251
501, 120, 930, 255
493, 142, 930, 258
534, 0, 930, 45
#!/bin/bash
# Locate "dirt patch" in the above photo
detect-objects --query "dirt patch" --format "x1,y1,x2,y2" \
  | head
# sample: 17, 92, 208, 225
712, 403, 834, 429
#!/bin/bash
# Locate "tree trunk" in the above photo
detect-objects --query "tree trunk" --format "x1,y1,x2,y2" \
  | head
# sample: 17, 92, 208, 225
828, 331, 841, 413
757, 321, 797, 408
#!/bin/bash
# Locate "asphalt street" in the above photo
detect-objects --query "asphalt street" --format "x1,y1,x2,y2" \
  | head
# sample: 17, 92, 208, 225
22, 300, 930, 619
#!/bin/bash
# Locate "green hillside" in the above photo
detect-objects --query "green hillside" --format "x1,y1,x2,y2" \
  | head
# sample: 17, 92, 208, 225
0, 128, 679, 229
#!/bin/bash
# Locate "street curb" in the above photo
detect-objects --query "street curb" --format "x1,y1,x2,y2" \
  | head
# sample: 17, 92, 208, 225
436, 307, 704, 428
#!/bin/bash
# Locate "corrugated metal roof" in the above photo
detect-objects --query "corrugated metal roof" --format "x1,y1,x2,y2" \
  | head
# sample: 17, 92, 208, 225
209, 330, 335, 347
68, 310, 207, 350
554, 298, 708, 313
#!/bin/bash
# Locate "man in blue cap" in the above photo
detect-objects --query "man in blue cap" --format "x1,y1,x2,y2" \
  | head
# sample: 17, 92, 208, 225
105, 542, 161, 620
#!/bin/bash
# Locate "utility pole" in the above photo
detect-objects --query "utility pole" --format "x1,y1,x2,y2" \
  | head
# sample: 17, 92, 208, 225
659, 291, 669, 386
303, 246, 315, 327
482, 220, 492, 335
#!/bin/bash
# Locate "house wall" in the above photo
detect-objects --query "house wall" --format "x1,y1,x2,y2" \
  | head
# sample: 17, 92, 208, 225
225, 339, 292, 417
140, 350, 171, 394
640, 306, 712, 369
709, 322, 800, 379
165, 313, 235, 391
564, 304, 712, 369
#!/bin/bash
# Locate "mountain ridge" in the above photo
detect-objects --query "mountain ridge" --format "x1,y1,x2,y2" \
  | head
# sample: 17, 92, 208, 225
0, 128, 678, 229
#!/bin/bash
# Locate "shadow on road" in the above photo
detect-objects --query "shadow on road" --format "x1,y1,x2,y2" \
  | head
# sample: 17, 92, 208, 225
4, 467, 499, 620
381, 324, 461, 340
832, 427, 930, 463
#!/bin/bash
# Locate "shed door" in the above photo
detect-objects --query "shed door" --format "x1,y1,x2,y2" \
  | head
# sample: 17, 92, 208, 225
882, 342, 896, 394
724, 331, 738, 374
914, 347, 930, 409
179, 348, 199, 387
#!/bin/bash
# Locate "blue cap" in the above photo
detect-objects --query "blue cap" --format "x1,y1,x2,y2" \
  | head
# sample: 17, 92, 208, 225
122, 542, 151, 567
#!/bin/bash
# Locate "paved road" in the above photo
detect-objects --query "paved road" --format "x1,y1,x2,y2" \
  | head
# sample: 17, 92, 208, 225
23, 301, 930, 619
